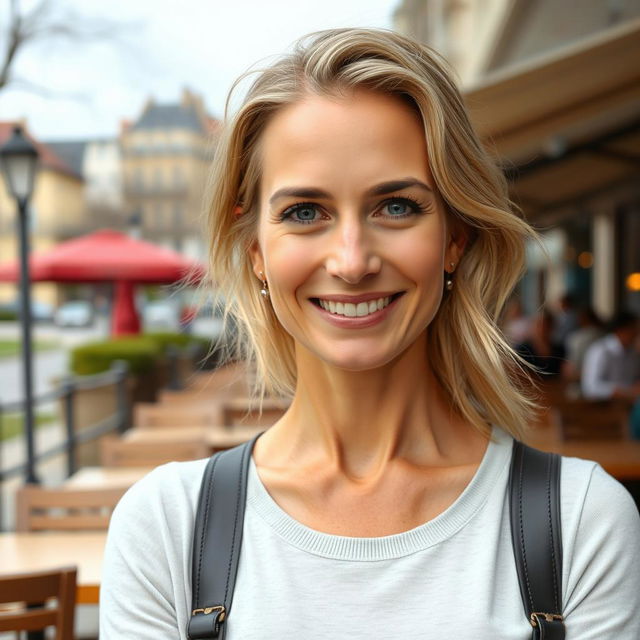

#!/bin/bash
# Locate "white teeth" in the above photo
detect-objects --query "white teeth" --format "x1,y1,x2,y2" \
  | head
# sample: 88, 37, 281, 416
343, 303, 357, 317
317, 296, 396, 318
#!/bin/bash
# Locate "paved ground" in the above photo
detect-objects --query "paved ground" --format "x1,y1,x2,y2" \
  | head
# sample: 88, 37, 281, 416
0, 317, 110, 405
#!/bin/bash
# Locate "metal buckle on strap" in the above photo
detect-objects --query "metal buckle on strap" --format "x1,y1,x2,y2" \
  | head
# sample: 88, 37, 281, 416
191, 605, 226, 620
530, 612, 564, 627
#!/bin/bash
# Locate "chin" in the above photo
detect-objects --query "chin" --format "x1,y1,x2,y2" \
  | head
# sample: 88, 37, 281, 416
313, 341, 403, 373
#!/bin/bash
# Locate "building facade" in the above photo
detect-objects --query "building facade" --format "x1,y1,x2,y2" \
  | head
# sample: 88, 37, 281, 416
0, 122, 86, 307
120, 88, 219, 260
49, 138, 124, 224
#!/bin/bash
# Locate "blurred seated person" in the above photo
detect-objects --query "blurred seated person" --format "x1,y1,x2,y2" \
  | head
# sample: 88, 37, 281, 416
515, 309, 565, 378
501, 297, 531, 347
582, 311, 640, 400
562, 306, 604, 382
552, 292, 578, 350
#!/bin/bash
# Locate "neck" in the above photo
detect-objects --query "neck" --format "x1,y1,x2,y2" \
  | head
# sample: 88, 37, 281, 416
271, 334, 486, 479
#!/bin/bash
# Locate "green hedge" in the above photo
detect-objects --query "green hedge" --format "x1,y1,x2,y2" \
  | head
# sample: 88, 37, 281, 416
145, 331, 213, 353
0, 310, 18, 321
70, 337, 163, 376
70, 333, 214, 376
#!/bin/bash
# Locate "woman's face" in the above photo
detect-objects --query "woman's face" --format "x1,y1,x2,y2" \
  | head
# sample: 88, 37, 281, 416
251, 89, 465, 371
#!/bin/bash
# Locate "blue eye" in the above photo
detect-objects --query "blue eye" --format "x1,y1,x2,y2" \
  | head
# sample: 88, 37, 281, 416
385, 201, 410, 216
381, 197, 425, 218
280, 202, 321, 224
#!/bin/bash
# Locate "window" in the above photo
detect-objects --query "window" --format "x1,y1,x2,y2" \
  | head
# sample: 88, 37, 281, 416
174, 202, 184, 226
134, 168, 144, 190
173, 166, 184, 187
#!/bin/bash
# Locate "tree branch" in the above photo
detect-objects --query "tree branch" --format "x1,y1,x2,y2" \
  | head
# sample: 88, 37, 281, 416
0, 0, 129, 94
5, 76, 90, 102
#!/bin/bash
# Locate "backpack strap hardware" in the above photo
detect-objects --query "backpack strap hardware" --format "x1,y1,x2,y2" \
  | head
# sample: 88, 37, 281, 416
192, 605, 226, 618
530, 612, 564, 627
188, 605, 226, 639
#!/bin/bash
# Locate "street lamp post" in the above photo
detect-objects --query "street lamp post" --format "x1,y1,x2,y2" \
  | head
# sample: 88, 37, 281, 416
0, 126, 40, 484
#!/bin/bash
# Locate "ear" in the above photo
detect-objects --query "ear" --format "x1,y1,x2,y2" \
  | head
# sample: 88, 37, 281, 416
249, 240, 265, 280
445, 223, 467, 272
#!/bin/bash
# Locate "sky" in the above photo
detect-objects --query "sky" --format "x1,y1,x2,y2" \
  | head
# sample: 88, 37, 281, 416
1, 0, 399, 141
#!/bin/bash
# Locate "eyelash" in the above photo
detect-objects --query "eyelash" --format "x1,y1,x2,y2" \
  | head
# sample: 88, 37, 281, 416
279, 196, 428, 224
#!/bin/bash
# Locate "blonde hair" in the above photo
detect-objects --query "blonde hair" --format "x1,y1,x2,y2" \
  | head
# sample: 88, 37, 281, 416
205, 28, 538, 440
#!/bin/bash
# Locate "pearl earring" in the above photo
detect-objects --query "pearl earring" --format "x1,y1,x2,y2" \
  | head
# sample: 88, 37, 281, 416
259, 272, 269, 299
445, 262, 455, 291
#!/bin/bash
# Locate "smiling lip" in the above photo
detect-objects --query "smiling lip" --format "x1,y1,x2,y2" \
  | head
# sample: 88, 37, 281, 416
311, 292, 403, 328
309, 291, 401, 304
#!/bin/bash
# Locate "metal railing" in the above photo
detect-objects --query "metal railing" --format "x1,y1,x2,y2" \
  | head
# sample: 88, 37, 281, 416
0, 360, 131, 530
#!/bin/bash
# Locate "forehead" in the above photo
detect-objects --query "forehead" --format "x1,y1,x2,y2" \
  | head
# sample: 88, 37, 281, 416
259, 90, 433, 198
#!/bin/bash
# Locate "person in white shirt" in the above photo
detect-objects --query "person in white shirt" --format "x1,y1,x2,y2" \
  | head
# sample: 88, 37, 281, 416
581, 311, 640, 400
101, 28, 640, 639
562, 306, 604, 382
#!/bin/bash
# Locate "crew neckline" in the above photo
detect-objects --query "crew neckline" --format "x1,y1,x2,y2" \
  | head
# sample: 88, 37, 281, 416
247, 426, 513, 561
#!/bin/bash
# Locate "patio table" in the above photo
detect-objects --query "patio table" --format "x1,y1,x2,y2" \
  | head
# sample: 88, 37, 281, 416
0, 531, 106, 604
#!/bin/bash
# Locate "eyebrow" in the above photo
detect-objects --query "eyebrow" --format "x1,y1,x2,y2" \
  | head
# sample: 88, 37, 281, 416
268, 178, 433, 207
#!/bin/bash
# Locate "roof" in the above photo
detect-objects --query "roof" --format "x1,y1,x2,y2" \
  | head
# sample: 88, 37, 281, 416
46, 141, 87, 176
132, 104, 206, 133
0, 122, 83, 181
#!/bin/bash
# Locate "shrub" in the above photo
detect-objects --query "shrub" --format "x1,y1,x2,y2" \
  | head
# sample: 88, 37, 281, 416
70, 337, 162, 376
0, 309, 18, 321
145, 331, 213, 354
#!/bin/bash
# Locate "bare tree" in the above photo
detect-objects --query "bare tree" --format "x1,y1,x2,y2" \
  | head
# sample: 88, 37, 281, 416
1, 0, 127, 96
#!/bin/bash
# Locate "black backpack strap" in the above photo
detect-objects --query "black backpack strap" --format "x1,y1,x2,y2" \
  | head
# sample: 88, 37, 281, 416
187, 434, 261, 640
509, 440, 565, 640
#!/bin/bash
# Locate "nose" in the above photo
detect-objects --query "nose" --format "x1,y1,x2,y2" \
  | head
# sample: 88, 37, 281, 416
325, 219, 381, 284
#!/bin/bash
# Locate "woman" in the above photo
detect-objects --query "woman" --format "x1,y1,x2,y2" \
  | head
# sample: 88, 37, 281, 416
100, 29, 640, 638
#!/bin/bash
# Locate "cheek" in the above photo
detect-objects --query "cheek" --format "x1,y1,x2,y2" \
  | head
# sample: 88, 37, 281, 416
263, 236, 316, 305
392, 230, 445, 283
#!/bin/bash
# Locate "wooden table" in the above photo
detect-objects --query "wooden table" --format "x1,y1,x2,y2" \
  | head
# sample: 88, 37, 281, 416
63, 466, 152, 490
123, 424, 264, 452
524, 427, 640, 481
0, 531, 106, 604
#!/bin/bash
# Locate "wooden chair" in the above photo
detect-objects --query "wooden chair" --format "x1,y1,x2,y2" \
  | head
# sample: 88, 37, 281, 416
222, 405, 286, 427
134, 403, 221, 428
185, 363, 250, 395
101, 435, 210, 467
221, 397, 289, 427
0, 566, 76, 639
15, 485, 126, 532
157, 389, 220, 405
552, 398, 631, 440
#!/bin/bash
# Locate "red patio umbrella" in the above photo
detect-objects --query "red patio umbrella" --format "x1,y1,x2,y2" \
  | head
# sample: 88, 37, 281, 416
0, 229, 206, 335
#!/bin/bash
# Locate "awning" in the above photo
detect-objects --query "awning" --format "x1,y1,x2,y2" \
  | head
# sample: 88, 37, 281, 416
464, 19, 640, 221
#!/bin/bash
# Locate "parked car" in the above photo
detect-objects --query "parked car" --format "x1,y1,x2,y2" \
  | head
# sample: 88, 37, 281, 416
0, 299, 54, 322
142, 300, 180, 330
54, 301, 94, 327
